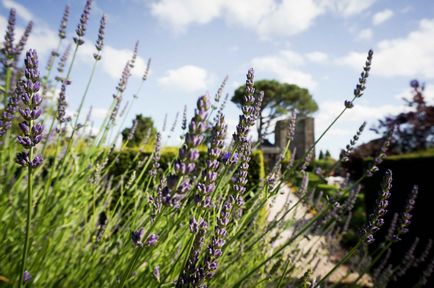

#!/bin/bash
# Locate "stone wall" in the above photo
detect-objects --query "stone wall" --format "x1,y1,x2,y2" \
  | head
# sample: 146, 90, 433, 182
262, 116, 315, 171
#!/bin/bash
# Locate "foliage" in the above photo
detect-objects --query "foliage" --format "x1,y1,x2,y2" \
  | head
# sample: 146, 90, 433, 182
232, 79, 318, 141
372, 80, 434, 153
0, 3, 432, 288
121, 114, 157, 147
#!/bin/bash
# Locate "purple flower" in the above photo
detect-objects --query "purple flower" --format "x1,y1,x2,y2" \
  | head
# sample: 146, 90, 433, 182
15, 49, 43, 168
58, 5, 70, 39
23, 271, 31, 283
362, 169, 392, 244
1, 9, 16, 67
153, 266, 160, 282
393, 185, 418, 242
410, 79, 419, 89
178, 218, 207, 286
94, 15, 107, 60
73, 0, 92, 45
145, 234, 158, 246
57, 44, 71, 74
353, 49, 373, 98
142, 58, 151, 82
221, 152, 238, 165
0, 81, 21, 137
129, 41, 139, 69
57, 83, 68, 123
14, 21, 33, 62
233, 68, 263, 145
131, 228, 145, 247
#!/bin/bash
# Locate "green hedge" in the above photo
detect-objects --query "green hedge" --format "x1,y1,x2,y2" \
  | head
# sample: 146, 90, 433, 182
109, 147, 265, 191
358, 149, 434, 287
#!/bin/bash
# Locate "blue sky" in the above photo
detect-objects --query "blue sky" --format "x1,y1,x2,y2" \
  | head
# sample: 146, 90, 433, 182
1, 0, 434, 156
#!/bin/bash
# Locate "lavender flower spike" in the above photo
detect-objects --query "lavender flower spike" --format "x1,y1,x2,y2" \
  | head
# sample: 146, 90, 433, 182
362, 169, 392, 244
200, 197, 233, 284
94, 14, 107, 61
73, 0, 92, 45
233, 68, 260, 145
58, 5, 70, 39
196, 113, 227, 207
149, 133, 161, 177
142, 58, 151, 81
178, 218, 208, 286
0, 82, 21, 136
14, 21, 33, 62
393, 185, 418, 241
16, 49, 44, 168
1, 9, 16, 68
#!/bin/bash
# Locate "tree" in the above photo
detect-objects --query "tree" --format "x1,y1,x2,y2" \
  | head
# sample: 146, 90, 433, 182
121, 114, 157, 147
232, 80, 318, 142
372, 80, 434, 153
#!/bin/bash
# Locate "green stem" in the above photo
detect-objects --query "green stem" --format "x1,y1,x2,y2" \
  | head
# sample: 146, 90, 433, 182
72, 60, 98, 131
18, 148, 34, 288
315, 240, 362, 287
232, 209, 328, 287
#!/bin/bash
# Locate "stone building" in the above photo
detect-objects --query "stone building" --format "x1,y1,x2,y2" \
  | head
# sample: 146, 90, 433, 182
262, 116, 315, 171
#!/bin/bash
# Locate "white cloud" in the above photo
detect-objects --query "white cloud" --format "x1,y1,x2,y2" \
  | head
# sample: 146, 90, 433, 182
251, 50, 317, 90
306, 51, 329, 63
158, 65, 213, 92
315, 100, 408, 153
318, 0, 377, 17
357, 28, 373, 40
77, 42, 147, 80
92, 107, 110, 119
338, 19, 434, 79
372, 9, 394, 26
2, 0, 33, 22
150, 0, 222, 34
150, 0, 377, 38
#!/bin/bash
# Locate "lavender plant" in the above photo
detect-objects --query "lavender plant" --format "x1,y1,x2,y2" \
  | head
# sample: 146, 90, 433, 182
1, 3, 432, 288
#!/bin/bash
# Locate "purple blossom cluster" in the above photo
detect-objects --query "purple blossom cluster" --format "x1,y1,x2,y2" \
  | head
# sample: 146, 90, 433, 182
231, 141, 252, 207
340, 121, 366, 162
93, 15, 107, 61
366, 127, 394, 177
162, 96, 210, 206
362, 169, 392, 244
73, 0, 93, 46
175, 95, 209, 177
201, 197, 233, 282
58, 5, 70, 39
57, 44, 71, 75
142, 58, 152, 82
131, 228, 158, 247
1, 9, 16, 67
56, 83, 68, 124
178, 217, 208, 286
233, 68, 261, 145
14, 21, 33, 63
393, 185, 418, 241
149, 133, 161, 177
196, 113, 227, 207
0, 83, 20, 136
16, 49, 44, 168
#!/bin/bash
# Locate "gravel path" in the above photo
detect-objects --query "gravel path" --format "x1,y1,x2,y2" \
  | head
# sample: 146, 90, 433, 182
267, 185, 373, 286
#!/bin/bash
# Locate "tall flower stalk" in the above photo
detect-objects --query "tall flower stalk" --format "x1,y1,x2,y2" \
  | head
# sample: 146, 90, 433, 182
16, 49, 43, 288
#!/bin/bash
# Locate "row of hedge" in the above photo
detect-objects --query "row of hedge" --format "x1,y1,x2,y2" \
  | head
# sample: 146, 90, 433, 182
108, 147, 265, 192
356, 149, 434, 287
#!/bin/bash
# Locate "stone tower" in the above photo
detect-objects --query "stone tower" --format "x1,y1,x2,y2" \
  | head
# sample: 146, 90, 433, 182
275, 116, 315, 160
